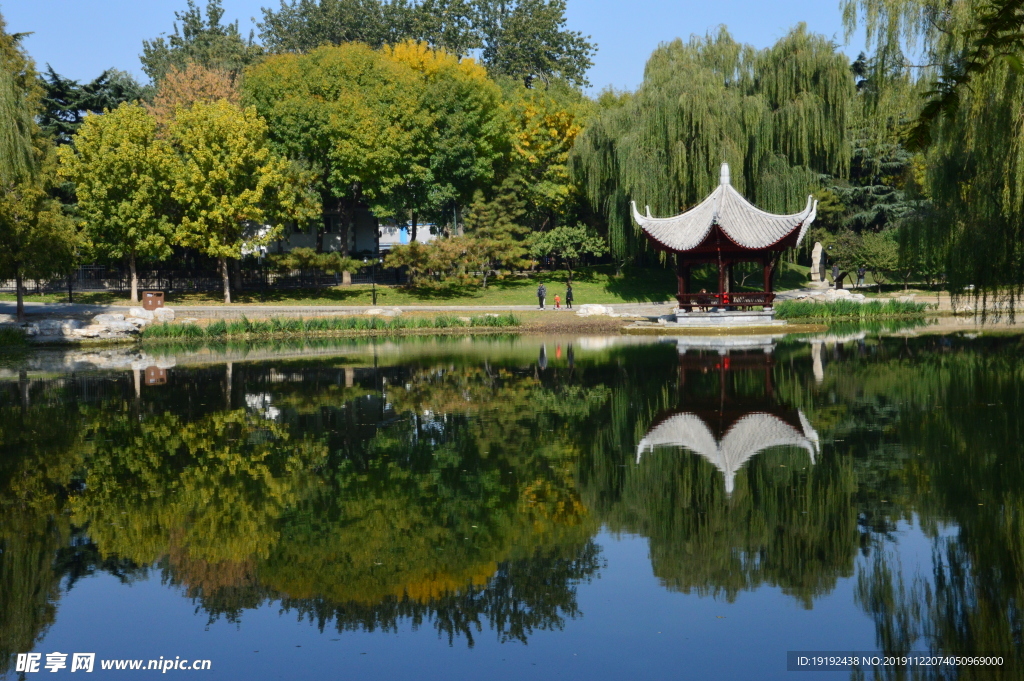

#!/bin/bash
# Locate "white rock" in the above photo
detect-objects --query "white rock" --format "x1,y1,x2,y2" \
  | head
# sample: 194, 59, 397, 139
576, 304, 609, 317
71, 326, 104, 338
94, 313, 125, 323
153, 307, 175, 321
104, 321, 140, 333
125, 317, 151, 327
37, 320, 67, 336
365, 308, 385, 316
21, 323, 39, 336
0, 314, 14, 324
129, 307, 155, 320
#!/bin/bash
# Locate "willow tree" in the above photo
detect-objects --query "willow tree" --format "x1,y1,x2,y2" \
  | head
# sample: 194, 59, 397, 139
572, 25, 854, 261
0, 12, 38, 183
843, 0, 1024, 309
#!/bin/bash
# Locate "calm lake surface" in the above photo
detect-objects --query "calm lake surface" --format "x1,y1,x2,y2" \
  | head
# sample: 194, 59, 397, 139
2, 329, 1022, 680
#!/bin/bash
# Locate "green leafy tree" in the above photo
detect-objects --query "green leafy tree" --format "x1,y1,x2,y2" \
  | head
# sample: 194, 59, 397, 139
258, 0, 595, 83
141, 0, 262, 84
477, 0, 596, 88
860, 229, 900, 292
243, 43, 428, 253
257, 0, 407, 53
410, 0, 482, 57
0, 175, 79, 321
507, 83, 590, 230
382, 41, 508, 234
164, 100, 319, 303
529, 223, 606, 281
58, 103, 173, 303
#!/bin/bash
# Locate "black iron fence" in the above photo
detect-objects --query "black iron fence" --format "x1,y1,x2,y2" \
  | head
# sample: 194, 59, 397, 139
0, 265, 407, 296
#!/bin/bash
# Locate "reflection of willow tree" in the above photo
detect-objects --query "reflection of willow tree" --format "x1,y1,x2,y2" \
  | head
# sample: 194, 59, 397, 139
0, 377, 141, 676
783, 336, 1024, 679
578, 349, 859, 607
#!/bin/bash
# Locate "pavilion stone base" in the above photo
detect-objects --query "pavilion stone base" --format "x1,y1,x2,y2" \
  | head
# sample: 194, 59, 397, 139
663, 309, 787, 327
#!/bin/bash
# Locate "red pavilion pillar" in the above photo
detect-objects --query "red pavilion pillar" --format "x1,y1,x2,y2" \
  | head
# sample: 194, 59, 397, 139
676, 254, 692, 311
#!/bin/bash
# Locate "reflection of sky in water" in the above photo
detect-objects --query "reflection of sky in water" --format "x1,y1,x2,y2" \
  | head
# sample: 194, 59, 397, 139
35, 528, 886, 681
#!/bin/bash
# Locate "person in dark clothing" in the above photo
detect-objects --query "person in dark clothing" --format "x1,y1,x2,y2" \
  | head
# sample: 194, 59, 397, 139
537, 283, 546, 309
565, 283, 574, 309
832, 263, 840, 287
857, 266, 866, 287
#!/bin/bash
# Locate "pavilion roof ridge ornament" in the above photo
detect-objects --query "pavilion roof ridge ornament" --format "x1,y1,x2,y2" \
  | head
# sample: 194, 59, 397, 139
630, 162, 818, 253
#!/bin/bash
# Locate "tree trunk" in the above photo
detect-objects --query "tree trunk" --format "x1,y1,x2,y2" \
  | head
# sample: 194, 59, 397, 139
67, 271, 74, 304
338, 197, 351, 256
15, 270, 25, 322
411, 211, 418, 244
129, 254, 139, 304
220, 257, 232, 304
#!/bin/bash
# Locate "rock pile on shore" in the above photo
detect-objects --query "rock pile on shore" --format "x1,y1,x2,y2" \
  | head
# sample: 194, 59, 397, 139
2, 307, 175, 342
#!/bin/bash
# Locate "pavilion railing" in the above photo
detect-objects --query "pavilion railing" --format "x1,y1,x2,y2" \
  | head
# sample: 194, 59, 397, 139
677, 292, 776, 310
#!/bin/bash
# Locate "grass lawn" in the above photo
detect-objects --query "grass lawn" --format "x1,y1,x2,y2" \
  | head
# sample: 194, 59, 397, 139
0, 262, 816, 307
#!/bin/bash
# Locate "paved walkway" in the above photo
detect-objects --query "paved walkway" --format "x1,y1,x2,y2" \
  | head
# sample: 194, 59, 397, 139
1, 300, 677, 320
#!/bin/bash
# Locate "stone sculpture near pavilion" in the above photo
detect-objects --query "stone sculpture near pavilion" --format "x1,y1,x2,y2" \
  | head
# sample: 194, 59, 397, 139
631, 163, 818, 315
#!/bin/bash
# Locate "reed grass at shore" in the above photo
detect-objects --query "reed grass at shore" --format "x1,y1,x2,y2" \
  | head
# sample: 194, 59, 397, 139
774, 299, 931, 320
141, 313, 522, 341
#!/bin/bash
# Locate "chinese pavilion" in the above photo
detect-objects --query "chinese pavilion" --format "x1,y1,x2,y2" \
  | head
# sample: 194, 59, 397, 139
631, 163, 817, 311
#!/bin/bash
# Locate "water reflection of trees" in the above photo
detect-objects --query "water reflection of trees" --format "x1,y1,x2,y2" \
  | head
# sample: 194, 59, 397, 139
579, 344, 859, 606
5, 336, 1024, 668
0, 356, 614, 652
794, 336, 1024, 679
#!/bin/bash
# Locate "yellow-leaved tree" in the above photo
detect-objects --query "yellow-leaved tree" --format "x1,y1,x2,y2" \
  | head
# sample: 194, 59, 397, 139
58, 103, 173, 304
164, 100, 318, 303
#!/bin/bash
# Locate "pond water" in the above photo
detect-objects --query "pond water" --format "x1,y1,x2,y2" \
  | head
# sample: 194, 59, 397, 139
1, 329, 1022, 680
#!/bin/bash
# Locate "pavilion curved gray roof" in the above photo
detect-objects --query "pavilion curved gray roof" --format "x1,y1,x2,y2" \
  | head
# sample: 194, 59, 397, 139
630, 163, 818, 252
636, 410, 820, 495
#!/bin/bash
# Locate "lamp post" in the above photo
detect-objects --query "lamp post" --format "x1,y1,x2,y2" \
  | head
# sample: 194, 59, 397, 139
364, 257, 379, 306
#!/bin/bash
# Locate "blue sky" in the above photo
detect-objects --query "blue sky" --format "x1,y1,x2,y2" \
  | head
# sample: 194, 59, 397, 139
2, 0, 864, 91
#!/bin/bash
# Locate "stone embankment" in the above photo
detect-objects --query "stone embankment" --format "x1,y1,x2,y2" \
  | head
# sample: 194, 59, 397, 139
0, 307, 176, 342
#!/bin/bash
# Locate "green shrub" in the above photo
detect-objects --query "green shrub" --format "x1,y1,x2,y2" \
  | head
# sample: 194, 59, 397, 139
0, 326, 29, 348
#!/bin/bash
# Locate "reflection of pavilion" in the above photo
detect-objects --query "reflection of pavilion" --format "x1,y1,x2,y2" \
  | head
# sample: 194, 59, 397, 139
636, 339, 819, 495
